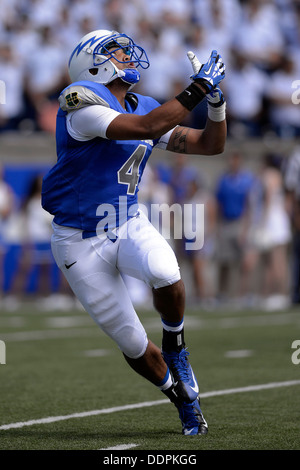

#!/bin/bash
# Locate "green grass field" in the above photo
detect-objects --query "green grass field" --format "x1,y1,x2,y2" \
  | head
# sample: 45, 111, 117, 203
0, 302, 300, 451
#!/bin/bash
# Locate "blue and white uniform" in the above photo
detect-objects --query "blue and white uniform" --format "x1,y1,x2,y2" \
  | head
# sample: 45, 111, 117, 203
42, 81, 165, 235
42, 81, 180, 358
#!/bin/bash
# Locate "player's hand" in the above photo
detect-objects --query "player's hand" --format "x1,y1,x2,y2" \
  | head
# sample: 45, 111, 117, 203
206, 86, 225, 107
187, 50, 225, 93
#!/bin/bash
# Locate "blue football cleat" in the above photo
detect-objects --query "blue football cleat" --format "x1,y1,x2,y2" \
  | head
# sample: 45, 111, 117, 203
162, 348, 199, 403
176, 397, 208, 436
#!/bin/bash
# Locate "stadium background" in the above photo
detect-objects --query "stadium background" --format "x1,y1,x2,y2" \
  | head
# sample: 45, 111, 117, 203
0, 0, 300, 310
0, 0, 300, 453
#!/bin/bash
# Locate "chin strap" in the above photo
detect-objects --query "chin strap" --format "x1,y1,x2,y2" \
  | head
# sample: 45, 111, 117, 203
116, 67, 140, 85
87, 61, 141, 88
107, 60, 140, 85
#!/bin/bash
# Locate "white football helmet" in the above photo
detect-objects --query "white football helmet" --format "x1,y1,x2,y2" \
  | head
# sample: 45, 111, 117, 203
68, 29, 150, 87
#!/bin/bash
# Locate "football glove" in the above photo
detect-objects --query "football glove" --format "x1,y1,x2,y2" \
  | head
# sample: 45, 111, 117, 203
187, 50, 225, 93
206, 86, 226, 122
206, 86, 225, 108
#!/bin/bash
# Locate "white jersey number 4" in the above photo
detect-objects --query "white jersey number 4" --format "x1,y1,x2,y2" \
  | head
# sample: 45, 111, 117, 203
117, 144, 147, 195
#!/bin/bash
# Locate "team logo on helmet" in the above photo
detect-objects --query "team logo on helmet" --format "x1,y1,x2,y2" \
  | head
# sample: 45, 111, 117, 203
65, 91, 80, 109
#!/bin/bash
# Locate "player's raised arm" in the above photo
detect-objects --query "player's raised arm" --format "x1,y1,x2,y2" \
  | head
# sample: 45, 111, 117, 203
166, 85, 227, 156
107, 50, 226, 155
167, 50, 227, 156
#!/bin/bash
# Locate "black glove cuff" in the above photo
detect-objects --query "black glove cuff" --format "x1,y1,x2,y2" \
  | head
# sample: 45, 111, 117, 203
175, 83, 206, 111
207, 95, 225, 108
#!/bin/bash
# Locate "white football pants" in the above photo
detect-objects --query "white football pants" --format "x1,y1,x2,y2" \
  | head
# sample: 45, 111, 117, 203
51, 211, 181, 358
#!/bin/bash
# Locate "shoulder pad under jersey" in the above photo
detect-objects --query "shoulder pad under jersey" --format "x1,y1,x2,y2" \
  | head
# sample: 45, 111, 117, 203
58, 85, 110, 112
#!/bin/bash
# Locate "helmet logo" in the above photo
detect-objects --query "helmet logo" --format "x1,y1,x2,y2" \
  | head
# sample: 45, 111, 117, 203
65, 91, 80, 108
69, 35, 101, 66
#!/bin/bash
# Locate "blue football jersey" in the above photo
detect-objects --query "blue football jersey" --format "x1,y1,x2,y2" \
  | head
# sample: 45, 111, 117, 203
42, 81, 161, 237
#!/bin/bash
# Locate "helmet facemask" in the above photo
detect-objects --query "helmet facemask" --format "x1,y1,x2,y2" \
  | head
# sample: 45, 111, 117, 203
92, 33, 149, 87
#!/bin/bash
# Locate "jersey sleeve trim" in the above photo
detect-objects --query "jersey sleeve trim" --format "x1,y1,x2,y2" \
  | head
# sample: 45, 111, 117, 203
154, 126, 178, 150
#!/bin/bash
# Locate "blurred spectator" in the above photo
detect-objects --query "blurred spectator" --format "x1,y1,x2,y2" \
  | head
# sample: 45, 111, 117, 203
167, 154, 216, 301
0, 0, 19, 32
0, 165, 15, 298
0, 166, 14, 226
1, 187, 28, 310
193, 0, 241, 38
23, 173, 75, 309
183, 174, 218, 304
232, 0, 284, 72
23, 174, 56, 296
287, 3, 300, 73
56, 7, 86, 56
169, 154, 200, 206
215, 150, 256, 304
154, 3, 192, 62
144, 0, 192, 30
24, 0, 65, 29
253, 153, 291, 310
139, 28, 182, 103
25, 175, 53, 248
192, 0, 239, 66
0, 43, 25, 131
225, 49, 268, 138
2, 175, 54, 301
284, 145, 300, 305
9, 13, 40, 68
240, 172, 265, 307
1, 172, 74, 309
103, 0, 143, 36
168, 154, 201, 260
25, 24, 68, 131
276, 0, 300, 49
266, 54, 300, 138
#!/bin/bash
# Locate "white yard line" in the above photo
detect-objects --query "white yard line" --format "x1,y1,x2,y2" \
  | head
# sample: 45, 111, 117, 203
99, 444, 139, 450
1, 311, 299, 343
0, 399, 168, 431
0, 379, 299, 431
0, 328, 100, 342
224, 349, 253, 358
83, 349, 112, 357
200, 380, 300, 398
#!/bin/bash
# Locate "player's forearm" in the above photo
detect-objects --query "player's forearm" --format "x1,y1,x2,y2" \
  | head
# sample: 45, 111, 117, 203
167, 117, 226, 156
141, 98, 193, 138
195, 117, 227, 155
106, 98, 191, 141
140, 83, 207, 138
106, 83, 207, 141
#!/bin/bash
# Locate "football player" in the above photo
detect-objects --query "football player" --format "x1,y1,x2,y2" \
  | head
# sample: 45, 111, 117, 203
42, 30, 226, 436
